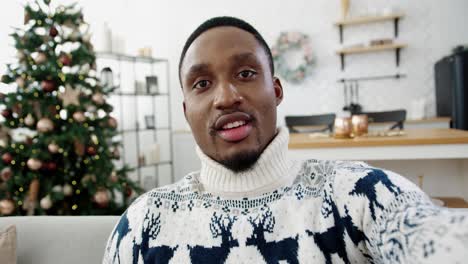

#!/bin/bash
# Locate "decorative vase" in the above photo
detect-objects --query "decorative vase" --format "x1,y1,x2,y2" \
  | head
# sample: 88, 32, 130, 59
341, 0, 350, 19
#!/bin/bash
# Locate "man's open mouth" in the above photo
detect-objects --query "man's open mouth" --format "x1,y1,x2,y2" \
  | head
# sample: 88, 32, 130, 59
214, 112, 253, 142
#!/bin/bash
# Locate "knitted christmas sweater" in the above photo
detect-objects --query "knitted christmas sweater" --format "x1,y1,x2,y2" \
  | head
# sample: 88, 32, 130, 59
103, 128, 468, 264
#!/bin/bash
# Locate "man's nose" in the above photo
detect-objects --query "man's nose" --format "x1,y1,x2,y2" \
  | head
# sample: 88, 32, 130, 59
213, 81, 243, 110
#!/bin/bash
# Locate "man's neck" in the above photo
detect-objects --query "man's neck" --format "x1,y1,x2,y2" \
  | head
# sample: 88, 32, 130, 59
195, 127, 294, 197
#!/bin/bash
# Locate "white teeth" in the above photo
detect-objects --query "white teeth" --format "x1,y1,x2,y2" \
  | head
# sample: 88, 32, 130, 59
223, 120, 246, 129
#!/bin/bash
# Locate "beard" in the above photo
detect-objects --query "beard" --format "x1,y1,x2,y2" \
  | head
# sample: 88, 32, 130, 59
218, 149, 262, 173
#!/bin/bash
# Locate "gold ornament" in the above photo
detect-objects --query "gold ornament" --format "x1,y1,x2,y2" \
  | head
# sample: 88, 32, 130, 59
58, 85, 80, 107
108, 116, 118, 128
0, 199, 15, 215
22, 179, 39, 215
91, 93, 105, 105
34, 52, 47, 64
16, 51, 26, 60
37, 118, 54, 132
74, 139, 85, 156
39, 195, 52, 210
63, 184, 73, 196
110, 171, 118, 183
81, 174, 96, 185
27, 158, 42, 171
48, 142, 59, 153
94, 189, 110, 208
24, 114, 35, 126
72, 111, 86, 122
16, 77, 25, 88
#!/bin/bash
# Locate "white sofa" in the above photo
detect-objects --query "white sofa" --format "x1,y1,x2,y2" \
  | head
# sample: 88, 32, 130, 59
0, 216, 120, 264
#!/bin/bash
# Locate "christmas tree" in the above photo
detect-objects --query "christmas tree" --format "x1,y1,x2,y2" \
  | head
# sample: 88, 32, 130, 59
0, 0, 142, 216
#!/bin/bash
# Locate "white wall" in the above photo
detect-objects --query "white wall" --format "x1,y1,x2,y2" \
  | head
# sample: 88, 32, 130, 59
2, 0, 468, 130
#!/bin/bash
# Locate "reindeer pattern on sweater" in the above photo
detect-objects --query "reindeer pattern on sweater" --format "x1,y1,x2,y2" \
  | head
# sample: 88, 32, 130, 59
103, 159, 468, 263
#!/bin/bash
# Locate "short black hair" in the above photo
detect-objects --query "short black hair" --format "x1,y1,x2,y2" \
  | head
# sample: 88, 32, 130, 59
178, 16, 274, 86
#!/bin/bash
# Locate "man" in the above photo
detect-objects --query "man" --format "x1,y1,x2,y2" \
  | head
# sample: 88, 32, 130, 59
103, 17, 468, 263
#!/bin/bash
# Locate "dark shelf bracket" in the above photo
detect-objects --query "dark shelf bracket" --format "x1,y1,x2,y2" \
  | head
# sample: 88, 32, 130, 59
394, 18, 400, 38
340, 54, 345, 71
396, 48, 401, 67
339, 25, 344, 43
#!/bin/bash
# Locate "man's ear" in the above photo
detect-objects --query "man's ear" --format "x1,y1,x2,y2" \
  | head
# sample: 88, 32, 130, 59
273, 77, 284, 106
183, 101, 187, 120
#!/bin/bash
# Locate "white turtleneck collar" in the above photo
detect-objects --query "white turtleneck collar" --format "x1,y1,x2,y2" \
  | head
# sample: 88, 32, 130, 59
195, 127, 293, 196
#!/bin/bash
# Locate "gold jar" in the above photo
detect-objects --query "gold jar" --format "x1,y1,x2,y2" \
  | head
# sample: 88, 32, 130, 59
351, 114, 368, 137
334, 117, 352, 138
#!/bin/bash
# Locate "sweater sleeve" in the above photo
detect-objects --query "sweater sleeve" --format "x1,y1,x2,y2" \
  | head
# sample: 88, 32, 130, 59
102, 193, 148, 264
333, 162, 468, 264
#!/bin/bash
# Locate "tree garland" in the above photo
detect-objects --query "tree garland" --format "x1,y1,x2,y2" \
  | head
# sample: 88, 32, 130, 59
271, 32, 314, 84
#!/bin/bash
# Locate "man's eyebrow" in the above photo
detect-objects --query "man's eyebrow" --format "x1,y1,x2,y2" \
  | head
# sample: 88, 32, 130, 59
186, 63, 211, 77
229, 52, 259, 63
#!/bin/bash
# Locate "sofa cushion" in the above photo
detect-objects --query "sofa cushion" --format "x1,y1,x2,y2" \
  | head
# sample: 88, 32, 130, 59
0, 216, 119, 264
0, 225, 16, 264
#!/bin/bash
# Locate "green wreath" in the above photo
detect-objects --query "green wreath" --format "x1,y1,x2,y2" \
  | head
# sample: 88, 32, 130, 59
271, 32, 314, 84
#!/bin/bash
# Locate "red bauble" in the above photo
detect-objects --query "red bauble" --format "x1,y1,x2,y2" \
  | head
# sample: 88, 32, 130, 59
46, 162, 57, 171
25, 137, 34, 145
49, 26, 58, 37
59, 54, 72, 66
86, 146, 97, 155
2, 153, 13, 164
48, 105, 58, 116
41, 80, 56, 92
125, 186, 133, 197
1, 109, 12, 118
1, 167, 12, 181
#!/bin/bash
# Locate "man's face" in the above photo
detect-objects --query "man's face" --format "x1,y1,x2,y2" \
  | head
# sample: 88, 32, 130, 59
180, 26, 283, 171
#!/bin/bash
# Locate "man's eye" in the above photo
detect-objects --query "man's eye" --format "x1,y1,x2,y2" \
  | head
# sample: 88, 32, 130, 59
193, 80, 211, 90
238, 70, 256, 79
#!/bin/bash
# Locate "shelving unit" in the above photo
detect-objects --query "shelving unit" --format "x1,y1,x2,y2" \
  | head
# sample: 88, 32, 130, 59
334, 13, 405, 43
96, 52, 173, 190
336, 43, 407, 70
334, 13, 406, 71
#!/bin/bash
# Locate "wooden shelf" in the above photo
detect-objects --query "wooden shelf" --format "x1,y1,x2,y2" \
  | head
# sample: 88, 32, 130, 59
334, 13, 405, 26
337, 43, 407, 70
334, 13, 405, 44
337, 43, 407, 55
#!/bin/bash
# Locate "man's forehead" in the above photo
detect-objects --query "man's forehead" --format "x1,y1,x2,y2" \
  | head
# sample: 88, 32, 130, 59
181, 27, 264, 74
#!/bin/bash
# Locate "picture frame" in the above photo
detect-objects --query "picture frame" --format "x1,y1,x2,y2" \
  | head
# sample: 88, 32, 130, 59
146, 76, 159, 94
144, 115, 155, 129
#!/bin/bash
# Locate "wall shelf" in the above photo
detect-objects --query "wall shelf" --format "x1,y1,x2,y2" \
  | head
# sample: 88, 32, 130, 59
336, 43, 407, 70
334, 13, 405, 43
337, 73, 406, 83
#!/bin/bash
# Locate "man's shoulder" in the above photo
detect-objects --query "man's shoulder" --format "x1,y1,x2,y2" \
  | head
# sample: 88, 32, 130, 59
119, 172, 201, 223
147, 171, 201, 196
